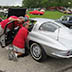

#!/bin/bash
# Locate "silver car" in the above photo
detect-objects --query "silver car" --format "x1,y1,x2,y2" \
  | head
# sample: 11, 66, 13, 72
27, 18, 72, 62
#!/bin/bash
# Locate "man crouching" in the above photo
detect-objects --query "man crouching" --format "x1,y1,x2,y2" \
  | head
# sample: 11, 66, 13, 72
8, 22, 31, 61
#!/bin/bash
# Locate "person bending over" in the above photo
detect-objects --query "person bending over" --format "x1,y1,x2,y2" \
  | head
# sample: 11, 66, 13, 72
0, 16, 25, 47
8, 22, 31, 61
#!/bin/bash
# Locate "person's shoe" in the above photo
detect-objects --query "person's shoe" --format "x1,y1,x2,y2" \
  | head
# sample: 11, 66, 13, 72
8, 53, 13, 60
13, 53, 18, 62
8, 48, 14, 60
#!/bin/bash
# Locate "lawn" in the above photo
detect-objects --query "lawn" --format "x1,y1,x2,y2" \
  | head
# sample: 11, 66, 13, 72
28, 11, 72, 19
0, 11, 72, 19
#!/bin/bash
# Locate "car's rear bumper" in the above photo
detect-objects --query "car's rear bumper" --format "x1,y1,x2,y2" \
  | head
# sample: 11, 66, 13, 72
52, 52, 72, 58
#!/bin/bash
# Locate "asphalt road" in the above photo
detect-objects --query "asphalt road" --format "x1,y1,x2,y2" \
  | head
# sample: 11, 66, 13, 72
0, 46, 72, 72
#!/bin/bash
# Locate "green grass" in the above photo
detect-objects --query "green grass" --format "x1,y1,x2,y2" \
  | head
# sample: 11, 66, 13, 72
0, 11, 72, 20
28, 11, 72, 19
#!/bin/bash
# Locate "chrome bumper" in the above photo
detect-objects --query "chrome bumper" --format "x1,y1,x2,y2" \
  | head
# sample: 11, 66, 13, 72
52, 53, 72, 58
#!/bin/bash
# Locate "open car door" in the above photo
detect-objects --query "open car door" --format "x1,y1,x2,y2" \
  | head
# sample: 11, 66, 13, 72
0, 8, 27, 47
4, 21, 20, 46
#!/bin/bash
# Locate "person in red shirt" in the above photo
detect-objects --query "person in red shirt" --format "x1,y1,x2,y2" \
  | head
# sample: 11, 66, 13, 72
0, 16, 25, 47
8, 22, 30, 61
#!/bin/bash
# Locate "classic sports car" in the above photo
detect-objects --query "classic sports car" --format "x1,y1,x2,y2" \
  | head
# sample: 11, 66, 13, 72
29, 10, 44, 15
26, 18, 72, 62
56, 15, 72, 28
2, 18, 72, 62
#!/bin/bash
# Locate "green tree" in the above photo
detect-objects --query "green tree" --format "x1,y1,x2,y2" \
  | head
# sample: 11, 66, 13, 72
22, 0, 42, 8
22, 0, 72, 8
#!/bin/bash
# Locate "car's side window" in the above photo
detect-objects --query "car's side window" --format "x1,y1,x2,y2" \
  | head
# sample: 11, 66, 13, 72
61, 16, 67, 21
69, 17, 72, 21
39, 22, 59, 32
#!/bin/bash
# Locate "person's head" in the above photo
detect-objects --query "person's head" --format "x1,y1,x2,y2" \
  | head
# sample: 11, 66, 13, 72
8, 16, 25, 24
18, 16, 25, 23
23, 22, 31, 29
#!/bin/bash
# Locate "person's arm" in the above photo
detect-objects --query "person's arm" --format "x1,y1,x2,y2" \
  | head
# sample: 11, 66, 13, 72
8, 17, 21, 22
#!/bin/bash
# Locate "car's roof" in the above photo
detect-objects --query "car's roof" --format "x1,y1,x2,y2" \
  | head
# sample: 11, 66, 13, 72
31, 18, 66, 27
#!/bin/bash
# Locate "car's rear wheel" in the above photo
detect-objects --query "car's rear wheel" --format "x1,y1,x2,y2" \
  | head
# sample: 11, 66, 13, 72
30, 43, 47, 62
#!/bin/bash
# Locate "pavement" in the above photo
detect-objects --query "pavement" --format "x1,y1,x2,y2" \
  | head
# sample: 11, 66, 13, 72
0, 46, 72, 72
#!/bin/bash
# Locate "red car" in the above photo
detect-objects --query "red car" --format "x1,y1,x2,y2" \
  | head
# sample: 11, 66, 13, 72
29, 10, 44, 15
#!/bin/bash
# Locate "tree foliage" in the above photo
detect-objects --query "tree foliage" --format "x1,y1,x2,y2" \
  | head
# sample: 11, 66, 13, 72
22, 0, 72, 8
22, 0, 42, 8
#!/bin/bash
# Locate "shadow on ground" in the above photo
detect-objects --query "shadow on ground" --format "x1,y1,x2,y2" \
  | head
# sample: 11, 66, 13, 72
42, 56, 72, 72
